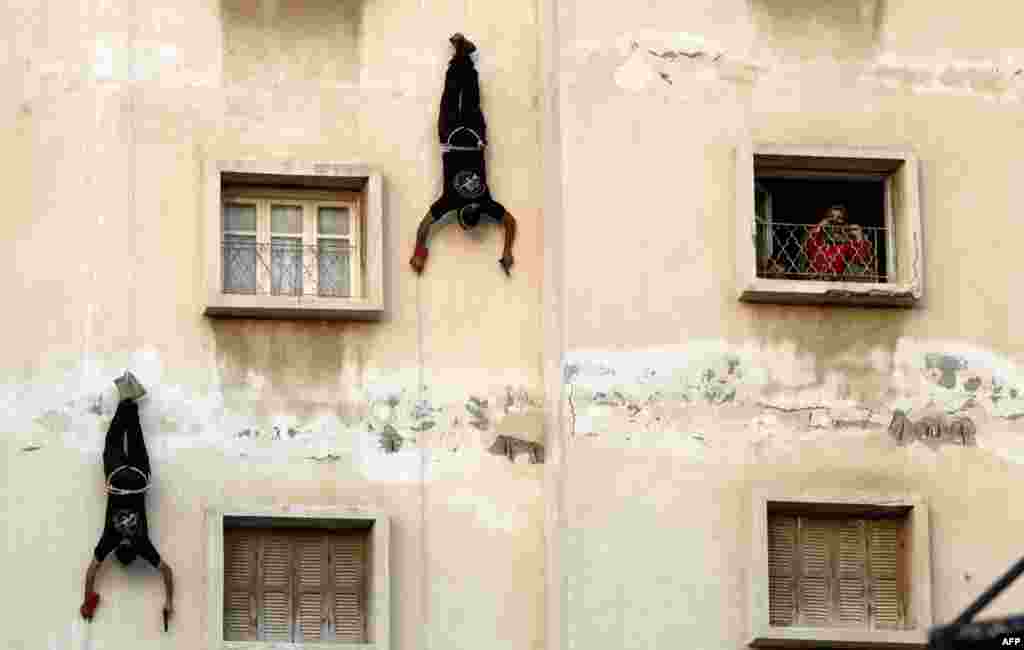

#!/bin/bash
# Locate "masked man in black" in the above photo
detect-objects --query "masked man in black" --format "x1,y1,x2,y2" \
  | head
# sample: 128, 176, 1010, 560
80, 372, 174, 629
410, 34, 517, 276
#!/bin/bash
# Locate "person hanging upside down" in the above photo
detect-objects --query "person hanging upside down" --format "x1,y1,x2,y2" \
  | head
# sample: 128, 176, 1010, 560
409, 33, 517, 276
80, 371, 174, 630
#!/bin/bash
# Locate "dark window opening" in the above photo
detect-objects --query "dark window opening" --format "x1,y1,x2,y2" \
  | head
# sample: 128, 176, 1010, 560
755, 176, 889, 283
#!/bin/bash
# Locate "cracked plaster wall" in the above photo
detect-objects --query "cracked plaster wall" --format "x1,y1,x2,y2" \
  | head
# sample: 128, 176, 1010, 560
2, 1, 545, 650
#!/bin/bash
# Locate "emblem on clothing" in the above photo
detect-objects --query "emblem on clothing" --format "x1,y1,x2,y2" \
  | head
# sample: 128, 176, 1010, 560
112, 509, 140, 537
453, 170, 485, 199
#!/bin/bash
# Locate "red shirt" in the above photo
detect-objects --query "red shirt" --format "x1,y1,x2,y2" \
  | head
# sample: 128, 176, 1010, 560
805, 225, 872, 276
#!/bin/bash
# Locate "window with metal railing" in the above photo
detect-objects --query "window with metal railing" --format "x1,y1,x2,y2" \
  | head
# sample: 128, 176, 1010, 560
737, 146, 923, 307
754, 174, 891, 284
221, 190, 361, 300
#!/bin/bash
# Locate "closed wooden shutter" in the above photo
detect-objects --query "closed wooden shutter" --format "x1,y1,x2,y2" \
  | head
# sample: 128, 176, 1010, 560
868, 520, 903, 629
799, 519, 833, 626
261, 534, 293, 641
767, 515, 797, 626
296, 533, 330, 642
332, 531, 368, 643
224, 529, 258, 641
766, 514, 907, 632
224, 525, 369, 643
837, 520, 868, 627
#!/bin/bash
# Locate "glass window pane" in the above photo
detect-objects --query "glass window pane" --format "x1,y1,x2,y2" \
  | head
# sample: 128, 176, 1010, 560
223, 234, 257, 293
318, 207, 350, 236
223, 203, 257, 232
271, 205, 303, 234
271, 237, 303, 296
318, 239, 351, 297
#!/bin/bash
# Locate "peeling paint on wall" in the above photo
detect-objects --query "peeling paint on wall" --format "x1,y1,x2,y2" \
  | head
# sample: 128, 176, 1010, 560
488, 434, 545, 464
3, 349, 546, 482
564, 339, 1024, 462
581, 30, 1024, 104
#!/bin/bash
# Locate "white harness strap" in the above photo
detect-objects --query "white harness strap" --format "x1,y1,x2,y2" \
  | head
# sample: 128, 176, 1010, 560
106, 465, 151, 495
442, 126, 485, 153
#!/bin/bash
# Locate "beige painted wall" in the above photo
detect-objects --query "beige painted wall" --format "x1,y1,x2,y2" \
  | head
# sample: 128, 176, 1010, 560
6, 0, 1024, 650
556, 0, 1024, 648
2, 1, 545, 649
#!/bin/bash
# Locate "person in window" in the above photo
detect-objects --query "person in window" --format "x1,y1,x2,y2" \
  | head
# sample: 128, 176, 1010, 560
409, 33, 517, 276
803, 205, 874, 280
80, 372, 174, 629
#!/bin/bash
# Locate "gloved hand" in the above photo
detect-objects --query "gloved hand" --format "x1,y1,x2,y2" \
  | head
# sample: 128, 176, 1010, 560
410, 245, 428, 274
81, 592, 100, 621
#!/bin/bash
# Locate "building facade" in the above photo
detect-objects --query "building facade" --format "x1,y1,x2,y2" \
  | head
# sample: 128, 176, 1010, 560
3, 0, 1024, 649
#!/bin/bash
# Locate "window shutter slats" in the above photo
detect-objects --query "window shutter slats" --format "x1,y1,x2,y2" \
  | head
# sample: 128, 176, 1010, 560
766, 513, 908, 633
799, 520, 832, 626
224, 525, 372, 644
224, 592, 256, 640
869, 521, 903, 629
263, 536, 291, 587
768, 515, 797, 626
299, 593, 327, 641
335, 592, 364, 642
332, 533, 368, 643
226, 531, 254, 586
223, 530, 258, 641
262, 591, 292, 641
261, 536, 293, 641
296, 535, 329, 642
837, 520, 868, 626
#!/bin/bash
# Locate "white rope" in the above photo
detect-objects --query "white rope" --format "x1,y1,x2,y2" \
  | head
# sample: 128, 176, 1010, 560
105, 465, 151, 495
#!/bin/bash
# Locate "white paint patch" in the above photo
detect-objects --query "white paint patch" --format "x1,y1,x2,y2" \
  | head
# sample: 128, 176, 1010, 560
94, 42, 114, 79
614, 49, 658, 93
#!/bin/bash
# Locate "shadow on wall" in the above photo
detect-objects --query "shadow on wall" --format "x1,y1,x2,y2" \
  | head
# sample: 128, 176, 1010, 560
220, 0, 366, 85
749, 0, 887, 59
209, 318, 372, 417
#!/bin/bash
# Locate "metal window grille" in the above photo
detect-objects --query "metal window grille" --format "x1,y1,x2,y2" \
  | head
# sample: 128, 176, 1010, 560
222, 240, 355, 297
756, 222, 888, 283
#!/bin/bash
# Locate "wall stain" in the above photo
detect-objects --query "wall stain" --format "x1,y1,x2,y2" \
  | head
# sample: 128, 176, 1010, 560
466, 396, 490, 430
378, 424, 403, 453
307, 453, 342, 463
889, 411, 977, 447
488, 434, 544, 464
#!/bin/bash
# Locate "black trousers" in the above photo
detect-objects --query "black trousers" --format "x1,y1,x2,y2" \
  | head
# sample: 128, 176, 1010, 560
103, 400, 150, 483
438, 56, 486, 145
430, 56, 506, 226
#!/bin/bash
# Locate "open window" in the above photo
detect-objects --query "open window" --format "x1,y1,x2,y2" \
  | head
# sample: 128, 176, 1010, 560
737, 145, 923, 306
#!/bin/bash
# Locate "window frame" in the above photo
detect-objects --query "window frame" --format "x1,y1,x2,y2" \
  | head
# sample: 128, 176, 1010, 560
735, 144, 923, 307
220, 189, 362, 300
204, 159, 384, 320
749, 492, 932, 648
207, 505, 390, 650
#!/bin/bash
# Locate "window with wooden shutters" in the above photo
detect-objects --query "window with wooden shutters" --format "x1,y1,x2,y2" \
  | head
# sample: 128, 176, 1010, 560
767, 514, 907, 631
223, 527, 369, 644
